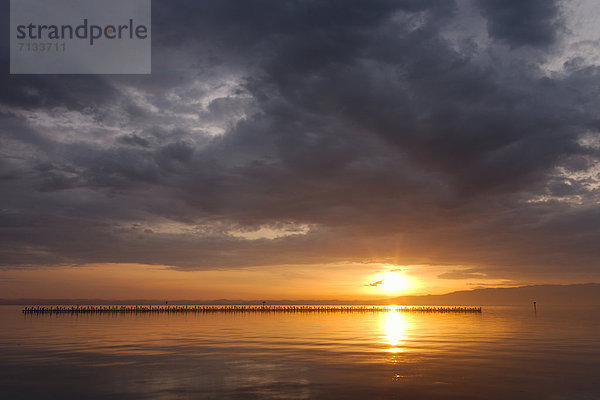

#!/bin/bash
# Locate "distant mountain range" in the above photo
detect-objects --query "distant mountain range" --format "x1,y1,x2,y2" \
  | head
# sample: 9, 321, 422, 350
1, 283, 599, 306
389, 283, 600, 306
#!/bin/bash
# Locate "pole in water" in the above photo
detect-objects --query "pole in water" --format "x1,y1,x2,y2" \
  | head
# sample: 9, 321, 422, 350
533, 301, 537, 313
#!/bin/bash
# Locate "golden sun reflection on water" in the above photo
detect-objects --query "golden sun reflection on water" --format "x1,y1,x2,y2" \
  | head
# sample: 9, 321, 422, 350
380, 308, 410, 353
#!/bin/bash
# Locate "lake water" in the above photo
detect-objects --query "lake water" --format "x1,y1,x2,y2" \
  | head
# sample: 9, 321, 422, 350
1, 305, 599, 399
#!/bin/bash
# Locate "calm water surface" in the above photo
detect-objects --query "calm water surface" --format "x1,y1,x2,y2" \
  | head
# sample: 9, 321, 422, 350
1, 305, 599, 399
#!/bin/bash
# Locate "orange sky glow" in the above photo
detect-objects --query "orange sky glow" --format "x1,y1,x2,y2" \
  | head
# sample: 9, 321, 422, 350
1, 262, 531, 300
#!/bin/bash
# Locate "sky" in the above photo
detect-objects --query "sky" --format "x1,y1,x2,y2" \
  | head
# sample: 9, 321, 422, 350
1, 0, 600, 300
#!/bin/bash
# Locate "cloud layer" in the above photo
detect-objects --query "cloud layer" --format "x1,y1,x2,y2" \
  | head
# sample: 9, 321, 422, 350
1, 0, 600, 282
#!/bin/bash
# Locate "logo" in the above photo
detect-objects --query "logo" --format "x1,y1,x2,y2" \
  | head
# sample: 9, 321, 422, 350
10, 0, 151, 74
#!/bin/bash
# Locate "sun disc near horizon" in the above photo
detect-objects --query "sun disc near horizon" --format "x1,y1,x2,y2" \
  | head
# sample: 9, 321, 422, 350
378, 272, 409, 294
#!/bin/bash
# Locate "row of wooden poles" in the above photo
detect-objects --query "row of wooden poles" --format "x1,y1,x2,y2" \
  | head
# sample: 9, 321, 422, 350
22, 305, 482, 314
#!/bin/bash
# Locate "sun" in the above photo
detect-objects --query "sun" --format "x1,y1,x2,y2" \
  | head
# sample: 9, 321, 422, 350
378, 272, 409, 293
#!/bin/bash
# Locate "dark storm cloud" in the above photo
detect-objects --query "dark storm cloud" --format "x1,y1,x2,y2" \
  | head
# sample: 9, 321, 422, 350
1, 0, 600, 280
0, 75, 118, 110
476, 0, 563, 48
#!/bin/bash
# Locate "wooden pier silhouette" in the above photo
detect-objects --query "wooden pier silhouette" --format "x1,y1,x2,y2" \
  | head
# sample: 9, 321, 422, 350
22, 305, 482, 314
